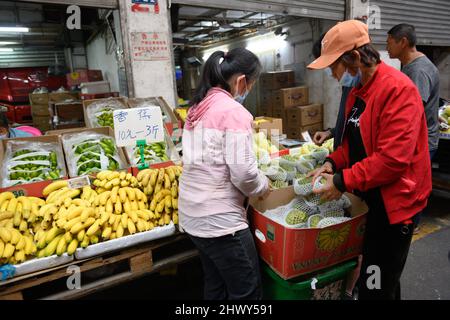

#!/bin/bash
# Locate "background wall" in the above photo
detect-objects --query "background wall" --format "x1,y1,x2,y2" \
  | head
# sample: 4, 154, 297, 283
200, 18, 340, 129
198, 17, 448, 130
86, 30, 120, 93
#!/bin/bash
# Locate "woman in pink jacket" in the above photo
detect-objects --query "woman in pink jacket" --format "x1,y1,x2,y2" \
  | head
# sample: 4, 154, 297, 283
179, 48, 270, 300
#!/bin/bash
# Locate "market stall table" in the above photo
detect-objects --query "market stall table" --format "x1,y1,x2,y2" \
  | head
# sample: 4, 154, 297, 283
0, 233, 198, 300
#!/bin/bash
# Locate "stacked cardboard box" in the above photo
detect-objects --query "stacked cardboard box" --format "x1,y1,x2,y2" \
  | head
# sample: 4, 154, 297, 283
66, 69, 103, 87
285, 103, 323, 140
257, 71, 295, 117
272, 86, 309, 119
30, 92, 82, 132
49, 92, 83, 130
29, 93, 51, 132
257, 71, 323, 138
274, 85, 323, 140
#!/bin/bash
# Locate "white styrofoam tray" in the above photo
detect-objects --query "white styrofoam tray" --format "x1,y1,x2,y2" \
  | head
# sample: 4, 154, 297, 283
13, 253, 74, 277
74, 222, 176, 260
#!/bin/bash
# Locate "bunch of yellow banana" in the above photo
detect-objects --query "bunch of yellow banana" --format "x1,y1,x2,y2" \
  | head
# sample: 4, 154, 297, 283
136, 166, 182, 198
92, 208, 158, 241
94, 186, 148, 214
92, 170, 139, 193
0, 192, 46, 232
0, 169, 183, 264
137, 166, 181, 226
42, 180, 68, 197
0, 227, 37, 264
35, 200, 99, 257
80, 186, 98, 205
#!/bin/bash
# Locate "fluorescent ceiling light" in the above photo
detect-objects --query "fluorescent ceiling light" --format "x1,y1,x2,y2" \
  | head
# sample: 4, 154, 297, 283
193, 34, 209, 40
0, 48, 13, 52
0, 27, 29, 33
230, 22, 250, 28
182, 27, 204, 32
211, 27, 233, 33
216, 11, 248, 19
194, 21, 219, 27
246, 34, 287, 54
0, 41, 19, 45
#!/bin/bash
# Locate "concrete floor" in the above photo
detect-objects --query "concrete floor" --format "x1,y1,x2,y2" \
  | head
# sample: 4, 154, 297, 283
402, 192, 450, 300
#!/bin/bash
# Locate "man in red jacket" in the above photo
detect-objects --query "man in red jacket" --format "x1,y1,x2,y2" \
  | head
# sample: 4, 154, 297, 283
308, 20, 431, 300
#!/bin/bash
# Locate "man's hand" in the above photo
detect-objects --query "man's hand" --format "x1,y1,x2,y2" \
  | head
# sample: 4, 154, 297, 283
307, 161, 334, 183
313, 130, 332, 145
312, 173, 342, 202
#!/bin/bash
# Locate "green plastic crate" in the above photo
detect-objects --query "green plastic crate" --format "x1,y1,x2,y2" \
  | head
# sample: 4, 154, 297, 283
262, 260, 357, 300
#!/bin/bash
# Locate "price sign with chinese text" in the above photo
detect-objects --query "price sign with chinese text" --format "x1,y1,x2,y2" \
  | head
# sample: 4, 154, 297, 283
113, 107, 164, 147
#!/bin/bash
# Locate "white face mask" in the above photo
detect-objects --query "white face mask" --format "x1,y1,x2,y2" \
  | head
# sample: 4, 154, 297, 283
234, 77, 249, 104
0, 133, 8, 139
339, 69, 361, 87
325, 67, 361, 88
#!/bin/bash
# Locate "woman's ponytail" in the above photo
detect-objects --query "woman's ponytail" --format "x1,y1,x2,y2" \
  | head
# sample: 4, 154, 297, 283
192, 51, 230, 105
191, 48, 261, 106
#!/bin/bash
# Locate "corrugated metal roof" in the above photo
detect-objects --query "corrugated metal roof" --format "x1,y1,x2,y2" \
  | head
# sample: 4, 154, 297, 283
370, 0, 450, 46
0, 49, 65, 68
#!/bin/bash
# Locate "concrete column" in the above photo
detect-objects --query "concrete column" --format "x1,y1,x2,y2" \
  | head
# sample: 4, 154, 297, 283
118, 0, 177, 107
346, 0, 370, 20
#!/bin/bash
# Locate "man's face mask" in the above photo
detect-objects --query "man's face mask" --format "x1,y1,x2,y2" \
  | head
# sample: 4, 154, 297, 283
325, 67, 361, 88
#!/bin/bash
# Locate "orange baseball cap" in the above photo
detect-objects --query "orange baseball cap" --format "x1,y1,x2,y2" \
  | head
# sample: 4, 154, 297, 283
307, 20, 370, 70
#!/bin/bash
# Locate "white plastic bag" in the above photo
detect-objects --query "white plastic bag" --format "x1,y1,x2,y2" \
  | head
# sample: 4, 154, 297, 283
61, 132, 126, 176
85, 98, 127, 128
1, 140, 66, 187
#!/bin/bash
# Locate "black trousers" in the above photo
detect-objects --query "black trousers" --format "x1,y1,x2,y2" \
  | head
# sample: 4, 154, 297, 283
189, 228, 262, 300
357, 191, 417, 300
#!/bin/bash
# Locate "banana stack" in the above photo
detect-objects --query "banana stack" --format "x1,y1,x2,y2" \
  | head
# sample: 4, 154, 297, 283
136, 166, 182, 225
0, 227, 37, 264
92, 170, 139, 194
0, 192, 47, 233
0, 165, 183, 265
32, 177, 155, 257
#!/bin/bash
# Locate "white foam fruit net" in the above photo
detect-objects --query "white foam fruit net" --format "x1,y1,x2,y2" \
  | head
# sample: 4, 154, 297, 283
288, 197, 319, 217
262, 165, 287, 181
311, 148, 329, 162
279, 163, 297, 181
317, 217, 351, 228
304, 193, 327, 207
296, 159, 315, 174
307, 214, 324, 228
293, 176, 313, 196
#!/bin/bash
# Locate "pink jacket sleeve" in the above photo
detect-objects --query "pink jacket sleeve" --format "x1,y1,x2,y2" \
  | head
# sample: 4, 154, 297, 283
223, 112, 269, 198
